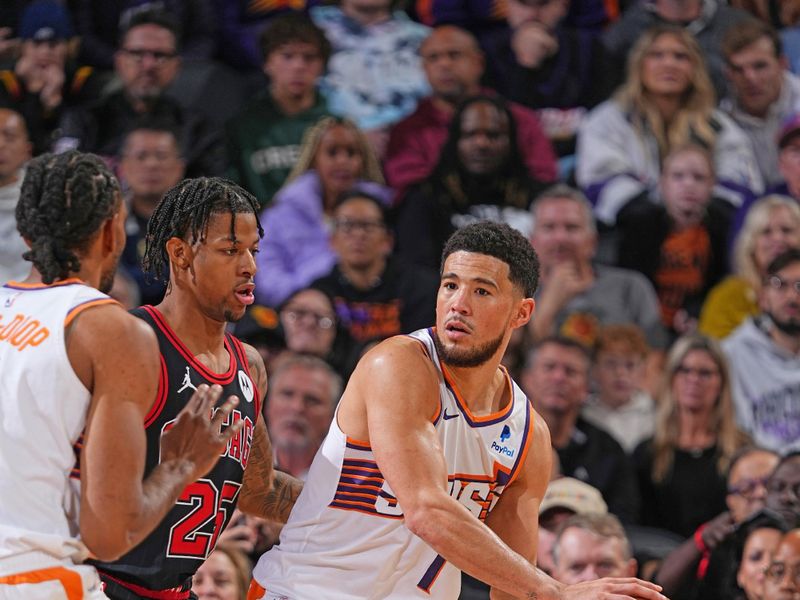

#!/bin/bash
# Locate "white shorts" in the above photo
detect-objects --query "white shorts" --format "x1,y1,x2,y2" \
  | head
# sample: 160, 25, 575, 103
0, 563, 108, 600
247, 580, 291, 600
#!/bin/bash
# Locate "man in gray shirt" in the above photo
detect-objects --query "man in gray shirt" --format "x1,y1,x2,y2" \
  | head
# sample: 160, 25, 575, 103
723, 248, 800, 453
720, 19, 800, 187
528, 184, 668, 352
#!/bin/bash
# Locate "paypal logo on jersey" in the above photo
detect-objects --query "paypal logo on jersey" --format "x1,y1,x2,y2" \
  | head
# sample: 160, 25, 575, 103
491, 425, 514, 457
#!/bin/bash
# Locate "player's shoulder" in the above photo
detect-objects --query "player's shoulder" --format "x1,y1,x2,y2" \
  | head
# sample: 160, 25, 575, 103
363, 334, 435, 370
239, 341, 267, 385
74, 302, 158, 353
353, 335, 438, 387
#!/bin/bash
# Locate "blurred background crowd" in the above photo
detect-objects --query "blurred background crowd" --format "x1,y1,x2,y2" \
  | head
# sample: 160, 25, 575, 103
1, 0, 800, 599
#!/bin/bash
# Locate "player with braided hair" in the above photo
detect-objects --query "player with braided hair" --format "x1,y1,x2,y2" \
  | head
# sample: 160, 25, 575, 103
16, 150, 121, 287
0, 152, 245, 599
93, 176, 303, 600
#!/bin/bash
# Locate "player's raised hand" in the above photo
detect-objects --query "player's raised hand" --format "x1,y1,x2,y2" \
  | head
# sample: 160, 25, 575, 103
561, 577, 668, 600
161, 384, 244, 481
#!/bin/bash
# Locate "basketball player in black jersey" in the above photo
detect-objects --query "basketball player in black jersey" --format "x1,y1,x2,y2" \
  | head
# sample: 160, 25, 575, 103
93, 178, 301, 600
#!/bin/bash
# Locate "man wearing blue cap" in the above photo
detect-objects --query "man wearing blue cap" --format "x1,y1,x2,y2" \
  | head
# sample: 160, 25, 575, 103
0, 0, 102, 154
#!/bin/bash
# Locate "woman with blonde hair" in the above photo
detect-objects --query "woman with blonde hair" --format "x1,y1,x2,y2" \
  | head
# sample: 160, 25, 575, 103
576, 24, 761, 225
633, 334, 750, 538
699, 195, 800, 338
255, 116, 392, 306
192, 543, 252, 600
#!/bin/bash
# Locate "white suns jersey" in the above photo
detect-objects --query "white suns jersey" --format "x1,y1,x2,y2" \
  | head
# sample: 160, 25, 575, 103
0, 279, 117, 567
253, 328, 535, 599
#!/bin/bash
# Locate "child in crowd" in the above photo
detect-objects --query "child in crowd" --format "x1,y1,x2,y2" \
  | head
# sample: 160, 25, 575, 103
583, 324, 655, 454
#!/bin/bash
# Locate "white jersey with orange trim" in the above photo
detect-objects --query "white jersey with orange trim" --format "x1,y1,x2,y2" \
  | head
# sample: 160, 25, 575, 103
0, 279, 117, 571
251, 327, 535, 599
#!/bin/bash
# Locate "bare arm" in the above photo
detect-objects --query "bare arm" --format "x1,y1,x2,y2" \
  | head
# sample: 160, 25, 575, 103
236, 343, 303, 523
73, 306, 242, 561
238, 420, 303, 523
485, 415, 558, 599
655, 512, 735, 596
356, 340, 558, 597
358, 339, 667, 600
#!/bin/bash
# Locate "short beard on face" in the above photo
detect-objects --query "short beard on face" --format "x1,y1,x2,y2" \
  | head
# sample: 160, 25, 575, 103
766, 310, 800, 336
433, 328, 506, 368
98, 264, 118, 295
224, 309, 244, 323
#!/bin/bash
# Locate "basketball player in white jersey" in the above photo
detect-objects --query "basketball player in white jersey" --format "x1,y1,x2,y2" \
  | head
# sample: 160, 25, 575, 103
250, 221, 667, 599
0, 151, 244, 599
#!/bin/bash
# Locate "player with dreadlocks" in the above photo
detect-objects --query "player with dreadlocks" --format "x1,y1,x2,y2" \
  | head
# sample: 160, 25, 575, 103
92, 176, 303, 600
0, 152, 243, 599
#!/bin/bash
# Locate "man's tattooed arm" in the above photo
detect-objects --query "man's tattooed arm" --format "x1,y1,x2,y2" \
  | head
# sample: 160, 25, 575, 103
237, 344, 303, 522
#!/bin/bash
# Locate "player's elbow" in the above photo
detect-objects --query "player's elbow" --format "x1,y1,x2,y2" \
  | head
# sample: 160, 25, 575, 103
403, 496, 449, 546
80, 509, 143, 562
80, 527, 131, 562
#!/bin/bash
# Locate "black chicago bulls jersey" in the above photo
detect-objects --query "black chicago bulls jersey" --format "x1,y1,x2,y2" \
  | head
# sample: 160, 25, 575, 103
93, 305, 260, 600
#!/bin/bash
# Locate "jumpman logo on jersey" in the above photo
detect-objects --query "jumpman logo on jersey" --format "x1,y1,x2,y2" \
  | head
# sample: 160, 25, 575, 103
177, 367, 197, 394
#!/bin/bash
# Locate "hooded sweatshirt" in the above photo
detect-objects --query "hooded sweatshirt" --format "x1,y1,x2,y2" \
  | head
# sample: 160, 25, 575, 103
722, 317, 800, 453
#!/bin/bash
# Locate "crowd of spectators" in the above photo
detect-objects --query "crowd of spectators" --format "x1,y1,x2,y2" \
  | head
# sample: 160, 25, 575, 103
2, 1, 800, 599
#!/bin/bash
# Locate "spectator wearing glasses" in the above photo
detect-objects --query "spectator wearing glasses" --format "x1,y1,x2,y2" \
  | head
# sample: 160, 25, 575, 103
71, 0, 217, 70
727, 447, 781, 523
700, 195, 800, 340
634, 334, 750, 539
255, 117, 391, 307
116, 118, 186, 305
723, 248, 800, 453
56, 9, 224, 177
695, 452, 800, 600
278, 287, 357, 380
762, 528, 800, 599
731, 514, 787, 600
654, 446, 779, 598
264, 354, 342, 480
311, 191, 437, 345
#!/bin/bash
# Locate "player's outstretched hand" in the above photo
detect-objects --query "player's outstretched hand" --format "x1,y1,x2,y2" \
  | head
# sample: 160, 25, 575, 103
161, 384, 244, 481
562, 577, 668, 600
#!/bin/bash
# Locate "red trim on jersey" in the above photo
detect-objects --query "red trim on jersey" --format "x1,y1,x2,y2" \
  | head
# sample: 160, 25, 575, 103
144, 354, 169, 428
99, 571, 190, 599
142, 306, 236, 384
230, 335, 261, 418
